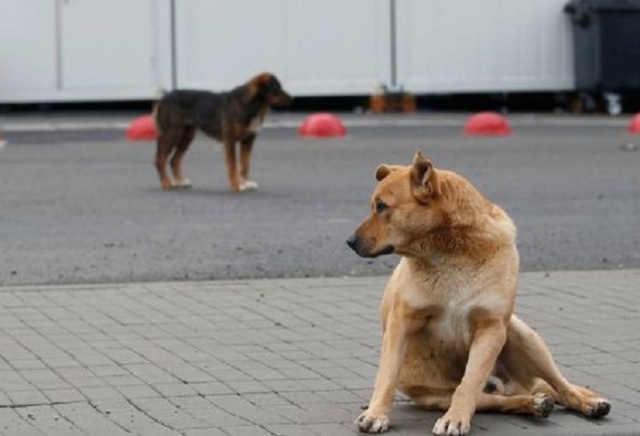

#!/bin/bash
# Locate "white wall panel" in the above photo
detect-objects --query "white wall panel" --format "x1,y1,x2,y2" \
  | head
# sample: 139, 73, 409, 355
396, 0, 574, 93
0, 0, 57, 98
0, 0, 172, 103
1, 0, 578, 103
61, 0, 154, 90
175, 0, 392, 96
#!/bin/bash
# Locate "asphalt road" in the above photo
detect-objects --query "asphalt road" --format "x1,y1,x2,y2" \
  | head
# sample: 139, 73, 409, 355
1, 123, 639, 286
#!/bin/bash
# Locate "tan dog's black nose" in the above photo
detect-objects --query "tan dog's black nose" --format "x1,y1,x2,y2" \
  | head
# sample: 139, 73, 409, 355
346, 234, 358, 252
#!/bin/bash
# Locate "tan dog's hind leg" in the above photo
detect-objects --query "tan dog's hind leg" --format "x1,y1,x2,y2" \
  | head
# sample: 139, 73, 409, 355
502, 317, 611, 419
415, 391, 555, 418
433, 322, 507, 436
477, 392, 555, 417
358, 315, 410, 433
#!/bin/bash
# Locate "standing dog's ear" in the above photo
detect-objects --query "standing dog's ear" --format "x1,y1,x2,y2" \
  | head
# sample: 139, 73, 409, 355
410, 151, 439, 202
245, 73, 273, 102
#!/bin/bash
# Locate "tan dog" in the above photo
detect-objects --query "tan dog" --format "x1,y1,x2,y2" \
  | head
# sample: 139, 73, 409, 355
346, 151, 611, 435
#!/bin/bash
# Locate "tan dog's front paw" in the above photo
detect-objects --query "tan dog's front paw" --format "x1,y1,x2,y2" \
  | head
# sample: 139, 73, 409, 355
432, 411, 471, 436
357, 410, 389, 433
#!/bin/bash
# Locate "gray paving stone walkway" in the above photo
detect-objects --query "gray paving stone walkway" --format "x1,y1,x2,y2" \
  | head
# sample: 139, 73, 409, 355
0, 270, 638, 435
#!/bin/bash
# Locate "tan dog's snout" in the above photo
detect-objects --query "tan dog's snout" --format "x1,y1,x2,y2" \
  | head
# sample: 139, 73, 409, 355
346, 233, 372, 257
346, 229, 394, 258
345, 233, 359, 251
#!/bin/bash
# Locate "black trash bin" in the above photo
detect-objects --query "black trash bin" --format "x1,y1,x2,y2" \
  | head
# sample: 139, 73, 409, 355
565, 0, 640, 93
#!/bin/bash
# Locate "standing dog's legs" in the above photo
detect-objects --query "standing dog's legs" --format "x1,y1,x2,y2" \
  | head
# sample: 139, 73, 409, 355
170, 126, 196, 188
156, 129, 182, 189
239, 135, 258, 191
223, 139, 240, 192
502, 317, 611, 419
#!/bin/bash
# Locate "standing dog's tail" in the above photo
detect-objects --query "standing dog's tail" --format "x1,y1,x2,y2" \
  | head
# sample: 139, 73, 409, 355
151, 87, 167, 136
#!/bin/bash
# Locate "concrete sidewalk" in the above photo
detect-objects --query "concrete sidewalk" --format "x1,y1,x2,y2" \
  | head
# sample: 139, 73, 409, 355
0, 270, 638, 436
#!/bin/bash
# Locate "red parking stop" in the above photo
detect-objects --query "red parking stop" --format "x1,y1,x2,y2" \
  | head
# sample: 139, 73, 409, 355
464, 112, 512, 136
298, 113, 347, 138
127, 114, 157, 141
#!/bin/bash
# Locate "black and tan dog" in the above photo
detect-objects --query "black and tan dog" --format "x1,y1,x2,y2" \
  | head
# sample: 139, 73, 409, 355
153, 73, 291, 192
347, 151, 611, 435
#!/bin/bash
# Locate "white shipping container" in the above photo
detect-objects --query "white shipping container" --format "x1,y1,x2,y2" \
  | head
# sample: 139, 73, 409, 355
0, 0, 575, 103
174, 0, 392, 95
0, 0, 172, 103
395, 0, 574, 93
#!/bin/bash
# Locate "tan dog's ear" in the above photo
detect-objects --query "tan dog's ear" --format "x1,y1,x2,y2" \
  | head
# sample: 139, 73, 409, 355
375, 164, 402, 181
411, 151, 439, 201
375, 164, 392, 181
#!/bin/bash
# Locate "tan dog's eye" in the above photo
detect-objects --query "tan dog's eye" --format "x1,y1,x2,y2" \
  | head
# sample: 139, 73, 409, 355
375, 201, 389, 214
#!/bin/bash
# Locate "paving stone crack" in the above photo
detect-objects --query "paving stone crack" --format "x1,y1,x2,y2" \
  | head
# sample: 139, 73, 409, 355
89, 401, 133, 434
0, 400, 83, 409
124, 398, 179, 433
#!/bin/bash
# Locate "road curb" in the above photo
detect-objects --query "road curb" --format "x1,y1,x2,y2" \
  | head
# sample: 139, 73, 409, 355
0, 113, 634, 134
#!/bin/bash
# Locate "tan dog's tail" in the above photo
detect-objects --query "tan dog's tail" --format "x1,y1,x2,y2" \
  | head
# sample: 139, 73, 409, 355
151, 87, 166, 136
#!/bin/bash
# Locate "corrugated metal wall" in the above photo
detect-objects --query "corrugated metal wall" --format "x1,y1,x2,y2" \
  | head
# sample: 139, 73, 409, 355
174, 0, 392, 95
0, 0, 172, 103
0, 0, 575, 103
396, 0, 574, 93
